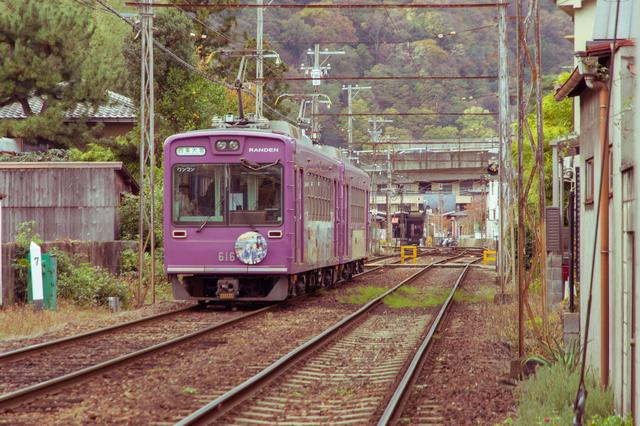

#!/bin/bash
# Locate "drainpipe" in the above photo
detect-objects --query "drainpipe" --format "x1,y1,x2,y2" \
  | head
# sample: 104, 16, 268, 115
597, 84, 610, 387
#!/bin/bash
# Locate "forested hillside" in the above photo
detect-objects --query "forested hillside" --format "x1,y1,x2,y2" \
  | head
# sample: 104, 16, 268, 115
228, 1, 574, 146
1, 1, 571, 150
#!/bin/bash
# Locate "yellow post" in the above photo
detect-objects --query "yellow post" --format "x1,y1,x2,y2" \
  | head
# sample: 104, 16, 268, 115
401, 246, 417, 264
483, 249, 497, 266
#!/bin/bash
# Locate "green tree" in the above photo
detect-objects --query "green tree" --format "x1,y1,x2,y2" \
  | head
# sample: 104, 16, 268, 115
457, 106, 497, 138
156, 68, 236, 140
0, 0, 120, 146
515, 72, 573, 207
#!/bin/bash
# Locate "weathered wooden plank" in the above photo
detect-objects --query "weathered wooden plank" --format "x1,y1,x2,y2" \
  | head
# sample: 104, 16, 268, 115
0, 169, 118, 208
2, 207, 117, 242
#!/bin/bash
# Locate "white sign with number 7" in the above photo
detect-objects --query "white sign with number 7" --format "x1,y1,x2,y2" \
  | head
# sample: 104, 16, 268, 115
30, 242, 44, 304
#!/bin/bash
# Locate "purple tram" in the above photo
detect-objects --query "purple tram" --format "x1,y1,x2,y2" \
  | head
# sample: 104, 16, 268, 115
163, 120, 371, 302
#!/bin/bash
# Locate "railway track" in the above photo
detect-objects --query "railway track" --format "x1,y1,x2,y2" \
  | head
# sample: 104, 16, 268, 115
366, 247, 471, 267
0, 264, 394, 417
175, 259, 476, 425
0, 305, 274, 412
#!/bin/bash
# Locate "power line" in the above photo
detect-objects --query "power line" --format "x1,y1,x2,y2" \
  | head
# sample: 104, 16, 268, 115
126, 2, 509, 9
258, 75, 498, 82
352, 139, 499, 145
313, 112, 497, 117
269, 23, 498, 46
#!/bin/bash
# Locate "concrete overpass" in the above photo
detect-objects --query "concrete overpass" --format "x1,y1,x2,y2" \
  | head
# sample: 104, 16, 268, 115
352, 138, 499, 184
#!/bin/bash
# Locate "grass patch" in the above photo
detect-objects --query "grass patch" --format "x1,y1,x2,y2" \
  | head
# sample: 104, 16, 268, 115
454, 285, 496, 304
0, 300, 112, 341
340, 284, 498, 309
338, 286, 388, 304
182, 387, 198, 395
384, 286, 450, 308
513, 363, 613, 425
339, 286, 451, 309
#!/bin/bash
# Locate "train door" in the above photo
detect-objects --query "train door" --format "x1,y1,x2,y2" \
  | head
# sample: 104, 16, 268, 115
365, 189, 370, 253
333, 180, 338, 259
296, 168, 304, 264
345, 185, 350, 258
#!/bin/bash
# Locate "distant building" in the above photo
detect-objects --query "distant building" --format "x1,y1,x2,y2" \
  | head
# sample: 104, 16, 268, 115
0, 90, 136, 149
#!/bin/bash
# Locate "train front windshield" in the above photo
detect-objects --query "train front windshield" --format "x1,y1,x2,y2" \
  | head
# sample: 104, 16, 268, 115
172, 164, 282, 226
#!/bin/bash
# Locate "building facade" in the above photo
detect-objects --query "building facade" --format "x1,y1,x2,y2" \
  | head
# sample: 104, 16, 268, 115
555, 0, 638, 418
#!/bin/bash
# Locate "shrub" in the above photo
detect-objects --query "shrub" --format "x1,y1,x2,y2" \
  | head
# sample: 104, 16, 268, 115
590, 414, 634, 426
120, 248, 170, 304
118, 172, 164, 247
55, 253, 131, 307
12, 221, 44, 302
514, 363, 613, 425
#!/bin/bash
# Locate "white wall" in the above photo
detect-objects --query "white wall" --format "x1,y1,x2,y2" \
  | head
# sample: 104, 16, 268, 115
485, 180, 500, 239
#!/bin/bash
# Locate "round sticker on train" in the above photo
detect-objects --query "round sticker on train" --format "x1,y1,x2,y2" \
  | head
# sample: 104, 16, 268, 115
235, 231, 268, 265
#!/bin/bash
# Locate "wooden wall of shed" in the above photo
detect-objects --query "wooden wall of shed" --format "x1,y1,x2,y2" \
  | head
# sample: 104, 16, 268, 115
0, 240, 136, 306
0, 167, 121, 242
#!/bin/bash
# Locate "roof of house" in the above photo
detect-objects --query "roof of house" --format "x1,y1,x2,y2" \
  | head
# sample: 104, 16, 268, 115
554, 39, 635, 101
0, 91, 136, 123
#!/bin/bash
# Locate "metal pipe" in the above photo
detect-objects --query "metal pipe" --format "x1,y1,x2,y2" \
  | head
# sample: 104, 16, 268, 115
568, 188, 575, 312
598, 86, 610, 387
255, 0, 264, 119
0, 192, 4, 307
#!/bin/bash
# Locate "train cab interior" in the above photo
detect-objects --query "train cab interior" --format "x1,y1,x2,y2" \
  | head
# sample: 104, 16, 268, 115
172, 163, 282, 226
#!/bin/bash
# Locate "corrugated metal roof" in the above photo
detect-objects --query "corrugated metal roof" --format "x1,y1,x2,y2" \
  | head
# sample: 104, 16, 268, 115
0, 91, 135, 122
592, 0, 634, 40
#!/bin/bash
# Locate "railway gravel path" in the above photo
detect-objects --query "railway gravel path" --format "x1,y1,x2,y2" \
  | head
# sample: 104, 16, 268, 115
0, 267, 425, 425
184, 267, 466, 425
398, 267, 516, 425
0, 307, 242, 394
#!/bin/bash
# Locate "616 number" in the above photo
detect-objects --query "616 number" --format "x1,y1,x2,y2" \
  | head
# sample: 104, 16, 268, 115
218, 251, 236, 262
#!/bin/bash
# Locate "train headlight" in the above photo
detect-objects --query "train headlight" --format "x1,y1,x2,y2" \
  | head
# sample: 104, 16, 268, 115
235, 231, 268, 265
215, 140, 228, 151
228, 140, 240, 151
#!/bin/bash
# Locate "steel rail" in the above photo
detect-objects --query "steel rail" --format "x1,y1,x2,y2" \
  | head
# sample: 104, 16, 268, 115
126, 2, 509, 9
0, 266, 378, 412
377, 263, 472, 425
175, 255, 463, 426
0, 306, 274, 411
0, 304, 197, 362
0, 263, 384, 364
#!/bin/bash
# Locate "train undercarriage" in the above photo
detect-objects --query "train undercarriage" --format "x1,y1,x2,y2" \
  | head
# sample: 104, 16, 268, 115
170, 259, 366, 303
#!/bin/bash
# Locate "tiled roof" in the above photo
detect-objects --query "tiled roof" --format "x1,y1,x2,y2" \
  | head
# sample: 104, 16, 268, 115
0, 91, 136, 122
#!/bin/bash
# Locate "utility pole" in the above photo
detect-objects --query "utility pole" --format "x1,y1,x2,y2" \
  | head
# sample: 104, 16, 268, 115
497, 0, 509, 297
138, 0, 155, 305
300, 44, 344, 143
516, 0, 525, 360
342, 84, 371, 155
367, 117, 394, 245
255, 0, 264, 119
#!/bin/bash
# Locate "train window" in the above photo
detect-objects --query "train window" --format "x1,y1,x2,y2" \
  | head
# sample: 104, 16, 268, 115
228, 164, 282, 225
173, 164, 225, 224
305, 173, 333, 222
350, 187, 366, 225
